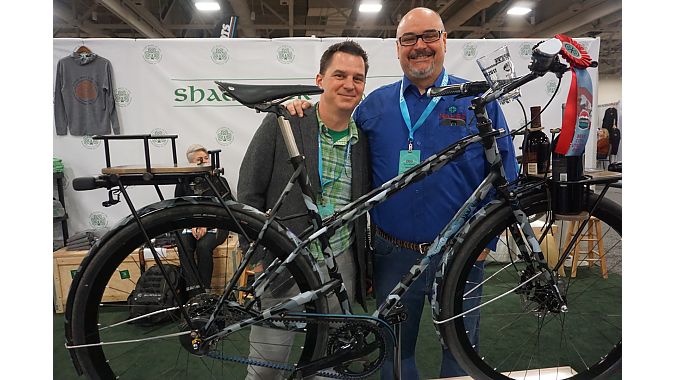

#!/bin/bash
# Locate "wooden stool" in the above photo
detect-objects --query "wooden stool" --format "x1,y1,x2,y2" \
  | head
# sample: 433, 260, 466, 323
562, 215, 608, 279
236, 249, 258, 303
531, 222, 564, 277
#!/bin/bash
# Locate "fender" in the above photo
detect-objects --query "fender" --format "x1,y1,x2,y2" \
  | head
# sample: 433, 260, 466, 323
430, 190, 549, 347
63, 196, 321, 371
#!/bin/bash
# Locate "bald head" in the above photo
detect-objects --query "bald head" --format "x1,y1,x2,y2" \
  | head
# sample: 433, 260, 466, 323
395, 7, 447, 92
396, 7, 444, 37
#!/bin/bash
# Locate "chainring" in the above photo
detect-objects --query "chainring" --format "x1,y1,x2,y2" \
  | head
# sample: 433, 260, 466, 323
326, 321, 388, 378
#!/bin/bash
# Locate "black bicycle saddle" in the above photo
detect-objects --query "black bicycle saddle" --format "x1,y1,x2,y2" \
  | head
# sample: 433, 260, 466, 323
215, 81, 323, 106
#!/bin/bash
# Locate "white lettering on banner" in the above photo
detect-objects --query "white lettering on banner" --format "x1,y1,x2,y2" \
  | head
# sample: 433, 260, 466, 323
52, 37, 600, 232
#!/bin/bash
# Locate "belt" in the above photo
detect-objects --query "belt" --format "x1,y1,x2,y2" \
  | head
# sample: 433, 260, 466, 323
374, 226, 431, 254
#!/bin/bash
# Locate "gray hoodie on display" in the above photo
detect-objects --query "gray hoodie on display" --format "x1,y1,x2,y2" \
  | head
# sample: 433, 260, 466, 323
54, 52, 120, 136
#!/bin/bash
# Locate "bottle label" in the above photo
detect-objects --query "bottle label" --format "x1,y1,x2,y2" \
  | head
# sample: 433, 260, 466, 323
527, 163, 538, 175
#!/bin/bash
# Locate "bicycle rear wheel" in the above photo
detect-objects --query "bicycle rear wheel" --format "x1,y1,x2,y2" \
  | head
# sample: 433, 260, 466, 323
439, 190, 621, 379
69, 198, 329, 379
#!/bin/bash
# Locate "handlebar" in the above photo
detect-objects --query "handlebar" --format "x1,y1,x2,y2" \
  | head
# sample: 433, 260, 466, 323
428, 37, 598, 101
426, 81, 490, 98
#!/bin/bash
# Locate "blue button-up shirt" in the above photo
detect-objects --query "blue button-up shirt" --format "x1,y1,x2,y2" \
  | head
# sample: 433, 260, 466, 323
354, 70, 518, 243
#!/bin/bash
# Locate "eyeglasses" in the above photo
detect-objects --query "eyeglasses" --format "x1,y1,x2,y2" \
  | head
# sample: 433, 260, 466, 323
397, 30, 443, 46
195, 155, 210, 164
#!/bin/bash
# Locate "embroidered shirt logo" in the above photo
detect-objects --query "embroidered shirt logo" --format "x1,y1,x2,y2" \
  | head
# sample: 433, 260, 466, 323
439, 110, 466, 126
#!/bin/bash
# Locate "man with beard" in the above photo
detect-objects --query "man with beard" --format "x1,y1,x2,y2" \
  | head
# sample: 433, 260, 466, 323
290, 8, 518, 379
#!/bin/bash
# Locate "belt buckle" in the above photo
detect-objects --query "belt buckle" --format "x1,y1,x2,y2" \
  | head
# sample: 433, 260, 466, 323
418, 242, 430, 254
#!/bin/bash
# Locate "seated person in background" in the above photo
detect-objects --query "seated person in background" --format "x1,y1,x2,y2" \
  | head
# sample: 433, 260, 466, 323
174, 144, 229, 293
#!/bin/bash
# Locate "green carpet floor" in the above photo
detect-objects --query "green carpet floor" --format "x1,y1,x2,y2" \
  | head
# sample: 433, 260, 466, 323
54, 268, 621, 379
54, 297, 446, 379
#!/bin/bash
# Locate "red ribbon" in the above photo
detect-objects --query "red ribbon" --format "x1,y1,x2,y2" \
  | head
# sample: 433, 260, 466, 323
554, 34, 593, 155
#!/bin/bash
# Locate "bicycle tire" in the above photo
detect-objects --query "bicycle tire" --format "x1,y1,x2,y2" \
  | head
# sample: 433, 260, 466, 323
69, 197, 329, 379
438, 190, 621, 379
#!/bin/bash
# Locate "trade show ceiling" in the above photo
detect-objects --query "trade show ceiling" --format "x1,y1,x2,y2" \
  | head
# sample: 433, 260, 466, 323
53, 0, 621, 77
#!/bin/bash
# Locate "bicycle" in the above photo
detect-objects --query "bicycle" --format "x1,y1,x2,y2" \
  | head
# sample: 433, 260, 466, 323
64, 37, 621, 379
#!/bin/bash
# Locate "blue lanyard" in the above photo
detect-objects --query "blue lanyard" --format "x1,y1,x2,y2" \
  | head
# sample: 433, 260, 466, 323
318, 128, 352, 194
399, 70, 448, 150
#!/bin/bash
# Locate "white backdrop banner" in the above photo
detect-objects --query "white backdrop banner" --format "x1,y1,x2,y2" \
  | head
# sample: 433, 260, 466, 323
53, 37, 600, 234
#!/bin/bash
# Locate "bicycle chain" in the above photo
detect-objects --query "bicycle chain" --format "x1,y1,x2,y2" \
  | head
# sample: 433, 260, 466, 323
204, 314, 389, 380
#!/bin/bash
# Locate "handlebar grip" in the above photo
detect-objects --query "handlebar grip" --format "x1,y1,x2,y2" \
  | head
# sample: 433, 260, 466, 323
427, 81, 490, 98
427, 84, 463, 97
73, 177, 105, 191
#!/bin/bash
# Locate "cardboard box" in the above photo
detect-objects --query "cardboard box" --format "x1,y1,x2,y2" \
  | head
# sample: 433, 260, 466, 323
53, 233, 243, 313
211, 233, 241, 293
53, 247, 144, 313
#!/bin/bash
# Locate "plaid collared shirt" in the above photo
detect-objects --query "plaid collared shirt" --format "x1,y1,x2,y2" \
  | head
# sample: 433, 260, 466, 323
309, 109, 359, 260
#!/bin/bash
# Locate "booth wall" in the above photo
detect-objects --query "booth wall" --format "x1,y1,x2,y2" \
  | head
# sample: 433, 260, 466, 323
598, 77, 622, 105
53, 37, 600, 235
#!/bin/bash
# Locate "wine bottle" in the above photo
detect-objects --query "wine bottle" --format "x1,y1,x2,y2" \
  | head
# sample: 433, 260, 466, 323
551, 132, 584, 214
524, 106, 551, 176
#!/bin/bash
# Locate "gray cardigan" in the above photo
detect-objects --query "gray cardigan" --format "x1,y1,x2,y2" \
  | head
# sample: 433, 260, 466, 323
237, 106, 371, 310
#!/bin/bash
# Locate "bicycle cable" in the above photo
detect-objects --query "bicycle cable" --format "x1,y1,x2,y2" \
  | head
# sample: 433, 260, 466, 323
507, 77, 562, 138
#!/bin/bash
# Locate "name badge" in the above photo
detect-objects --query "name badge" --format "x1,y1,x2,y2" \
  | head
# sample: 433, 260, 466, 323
399, 150, 420, 175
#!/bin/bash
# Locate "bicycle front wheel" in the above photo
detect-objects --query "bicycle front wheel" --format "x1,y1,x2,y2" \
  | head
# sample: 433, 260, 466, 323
439, 190, 621, 379
68, 198, 329, 379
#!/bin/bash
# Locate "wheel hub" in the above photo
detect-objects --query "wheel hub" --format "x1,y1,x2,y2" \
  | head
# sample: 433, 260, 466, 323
177, 293, 227, 356
516, 267, 567, 316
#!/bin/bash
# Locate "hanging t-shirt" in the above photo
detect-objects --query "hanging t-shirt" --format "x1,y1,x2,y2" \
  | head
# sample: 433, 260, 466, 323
609, 127, 621, 155
54, 52, 120, 136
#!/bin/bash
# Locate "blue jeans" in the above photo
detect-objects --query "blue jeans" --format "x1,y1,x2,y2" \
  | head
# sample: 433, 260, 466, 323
372, 234, 484, 380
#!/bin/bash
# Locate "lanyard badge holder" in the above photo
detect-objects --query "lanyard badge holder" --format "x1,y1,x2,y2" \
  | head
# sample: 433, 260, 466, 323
317, 131, 352, 218
398, 70, 448, 174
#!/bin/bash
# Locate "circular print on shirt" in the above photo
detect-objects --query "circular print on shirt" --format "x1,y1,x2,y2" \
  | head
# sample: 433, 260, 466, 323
74, 77, 98, 104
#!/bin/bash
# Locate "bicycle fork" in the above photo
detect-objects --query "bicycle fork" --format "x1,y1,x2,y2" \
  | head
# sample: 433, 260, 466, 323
505, 195, 568, 313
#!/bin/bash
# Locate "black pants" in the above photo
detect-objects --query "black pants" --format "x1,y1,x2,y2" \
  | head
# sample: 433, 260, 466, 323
178, 229, 228, 289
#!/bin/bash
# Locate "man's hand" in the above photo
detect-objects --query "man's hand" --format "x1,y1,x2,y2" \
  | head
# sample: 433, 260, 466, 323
478, 248, 490, 261
286, 99, 313, 117
192, 227, 207, 240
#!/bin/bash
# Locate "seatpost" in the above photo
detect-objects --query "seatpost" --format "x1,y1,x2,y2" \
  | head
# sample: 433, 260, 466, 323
277, 115, 301, 159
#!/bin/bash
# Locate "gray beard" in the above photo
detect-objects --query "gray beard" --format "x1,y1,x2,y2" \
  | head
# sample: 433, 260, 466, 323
407, 61, 435, 79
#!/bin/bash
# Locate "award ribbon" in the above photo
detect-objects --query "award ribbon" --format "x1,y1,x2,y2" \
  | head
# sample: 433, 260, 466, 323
554, 34, 594, 156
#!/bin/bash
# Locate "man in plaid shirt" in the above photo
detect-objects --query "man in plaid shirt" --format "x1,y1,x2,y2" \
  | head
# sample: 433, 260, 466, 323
237, 40, 372, 380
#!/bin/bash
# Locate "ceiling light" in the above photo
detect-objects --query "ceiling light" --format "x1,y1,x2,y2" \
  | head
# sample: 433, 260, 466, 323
507, 6, 532, 16
359, 2, 382, 13
195, 1, 220, 11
